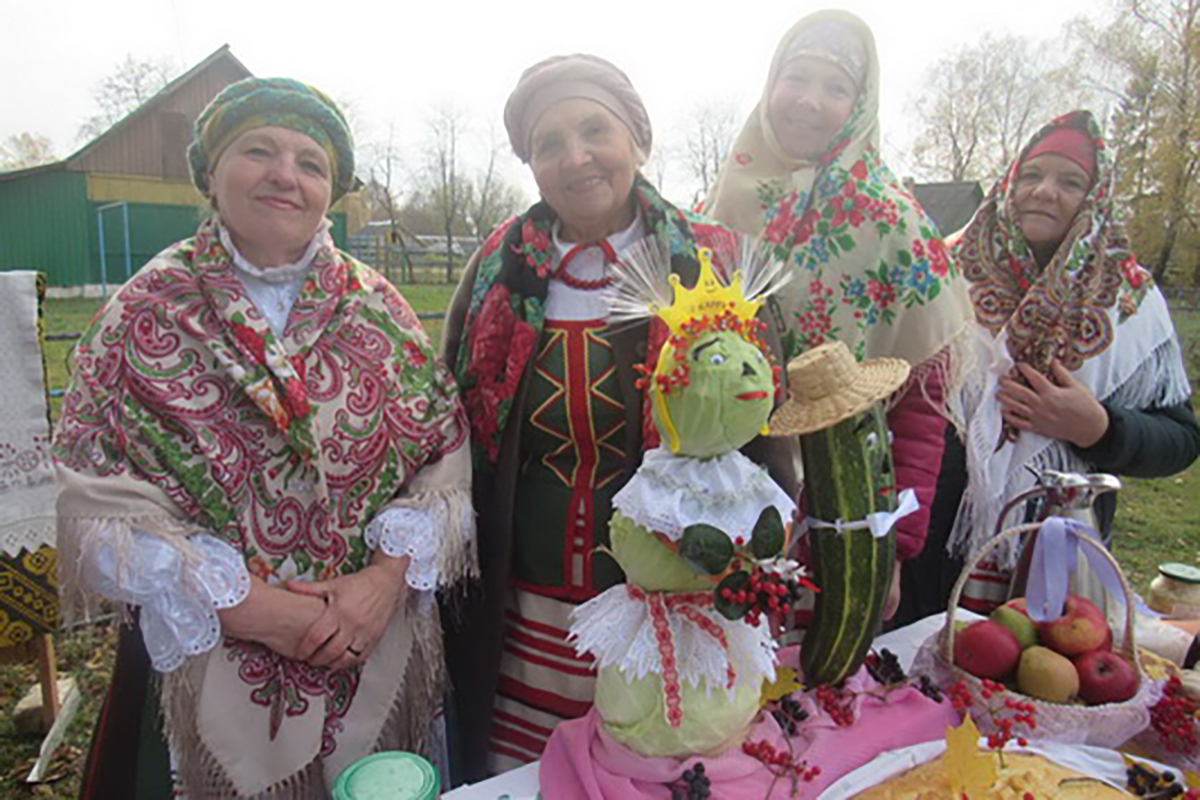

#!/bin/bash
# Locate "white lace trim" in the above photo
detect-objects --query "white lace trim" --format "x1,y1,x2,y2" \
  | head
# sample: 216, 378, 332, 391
571, 585, 777, 692
219, 219, 330, 337
364, 504, 467, 592
612, 448, 796, 542
81, 530, 250, 673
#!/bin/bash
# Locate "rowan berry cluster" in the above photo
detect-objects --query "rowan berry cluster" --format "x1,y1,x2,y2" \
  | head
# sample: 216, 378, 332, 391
949, 679, 1037, 751
741, 738, 822, 782
814, 684, 857, 727
1149, 675, 1198, 754
719, 565, 800, 628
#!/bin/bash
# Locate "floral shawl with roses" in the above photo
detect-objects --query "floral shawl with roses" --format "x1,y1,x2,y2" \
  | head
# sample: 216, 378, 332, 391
454, 174, 740, 465
53, 217, 475, 798
702, 9, 973, 375
949, 110, 1193, 561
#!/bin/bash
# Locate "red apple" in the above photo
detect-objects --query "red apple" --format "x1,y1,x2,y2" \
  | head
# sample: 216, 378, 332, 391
1037, 595, 1110, 657
1006, 597, 1029, 617
955, 620, 1022, 680
1097, 627, 1113, 652
1074, 650, 1138, 705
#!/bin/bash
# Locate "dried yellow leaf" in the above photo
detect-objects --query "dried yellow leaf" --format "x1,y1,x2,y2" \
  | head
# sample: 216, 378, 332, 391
761, 666, 803, 705
944, 714, 997, 796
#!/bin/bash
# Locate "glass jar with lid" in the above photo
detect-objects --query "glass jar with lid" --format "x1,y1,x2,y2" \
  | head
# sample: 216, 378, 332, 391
1148, 563, 1200, 619
333, 752, 440, 800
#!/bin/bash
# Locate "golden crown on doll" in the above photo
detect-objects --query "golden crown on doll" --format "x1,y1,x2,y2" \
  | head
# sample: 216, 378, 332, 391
652, 247, 763, 336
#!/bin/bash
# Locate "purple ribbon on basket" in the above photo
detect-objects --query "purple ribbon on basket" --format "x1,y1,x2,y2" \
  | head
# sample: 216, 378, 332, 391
1025, 517, 1126, 622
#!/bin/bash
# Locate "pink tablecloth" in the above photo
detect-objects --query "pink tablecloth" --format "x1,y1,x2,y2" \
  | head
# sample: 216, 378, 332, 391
540, 653, 960, 800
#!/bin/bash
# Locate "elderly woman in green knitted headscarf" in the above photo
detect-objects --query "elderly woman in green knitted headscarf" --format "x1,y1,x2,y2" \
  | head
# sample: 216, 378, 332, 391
54, 77, 475, 799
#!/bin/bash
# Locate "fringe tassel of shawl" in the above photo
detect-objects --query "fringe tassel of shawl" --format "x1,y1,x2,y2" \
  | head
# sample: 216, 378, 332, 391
887, 320, 977, 436
162, 601, 447, 799
949, 334, 1193, 569
56, 513, 207, 627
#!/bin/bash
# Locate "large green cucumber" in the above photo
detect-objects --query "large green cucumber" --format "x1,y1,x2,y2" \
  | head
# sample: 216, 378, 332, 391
799, 402, 898, 686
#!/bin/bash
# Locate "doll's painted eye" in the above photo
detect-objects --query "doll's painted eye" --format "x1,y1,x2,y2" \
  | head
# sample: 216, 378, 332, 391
865, 431, 879, 448
887, 430, 895, 445
710, 353, 727, 365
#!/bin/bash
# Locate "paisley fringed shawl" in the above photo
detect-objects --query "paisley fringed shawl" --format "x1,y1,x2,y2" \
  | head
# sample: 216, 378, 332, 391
950, 111, 1193, 560
53, 218, 475, 797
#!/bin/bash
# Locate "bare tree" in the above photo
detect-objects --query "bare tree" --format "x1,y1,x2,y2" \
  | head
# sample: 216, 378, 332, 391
361, 123, 414, 281
466, 125, 526, 239
1076, 0, 1200, 282
0, 133, 56, 170
423, 106, 470, 281
908, 34, 1083, 182
78, 55, 176, 141
682, 102, 739, 205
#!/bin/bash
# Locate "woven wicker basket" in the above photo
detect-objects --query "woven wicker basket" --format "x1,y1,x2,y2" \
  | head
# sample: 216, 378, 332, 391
926, 522, 1157, 748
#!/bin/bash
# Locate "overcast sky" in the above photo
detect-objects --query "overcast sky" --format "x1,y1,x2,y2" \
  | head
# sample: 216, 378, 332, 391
3, 0, 1111, 200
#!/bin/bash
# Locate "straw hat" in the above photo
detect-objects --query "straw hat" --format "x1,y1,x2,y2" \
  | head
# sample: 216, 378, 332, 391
769, 341, 910, 436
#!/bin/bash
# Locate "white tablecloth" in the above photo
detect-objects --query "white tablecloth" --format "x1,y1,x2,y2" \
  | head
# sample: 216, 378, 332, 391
442, 760, 540, 799
440, 614, 959, 799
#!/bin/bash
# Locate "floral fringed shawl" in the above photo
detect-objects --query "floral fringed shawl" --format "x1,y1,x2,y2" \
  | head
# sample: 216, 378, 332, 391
950, 110, 1193, 560
703, 9, 974, 391
454, 175, 740, 463
53, 218, 475, 798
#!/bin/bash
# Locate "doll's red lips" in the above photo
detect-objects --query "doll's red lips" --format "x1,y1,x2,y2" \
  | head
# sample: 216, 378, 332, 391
736, 391, 769, 401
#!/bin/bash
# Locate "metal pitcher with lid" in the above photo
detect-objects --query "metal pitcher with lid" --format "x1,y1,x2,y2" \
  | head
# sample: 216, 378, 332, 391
1001, 469, 1122, 614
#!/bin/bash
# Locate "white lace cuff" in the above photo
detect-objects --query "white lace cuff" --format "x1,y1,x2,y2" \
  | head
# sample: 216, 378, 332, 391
364, 504, 461, 592
81, 529, 250, 673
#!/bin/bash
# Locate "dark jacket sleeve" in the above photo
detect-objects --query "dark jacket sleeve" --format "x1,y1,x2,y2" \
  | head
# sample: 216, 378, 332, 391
1073, 398, 1200, 479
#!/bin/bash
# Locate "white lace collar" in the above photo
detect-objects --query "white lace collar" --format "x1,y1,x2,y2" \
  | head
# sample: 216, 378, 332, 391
217, 218, 330, 284
613, 448, 797, 542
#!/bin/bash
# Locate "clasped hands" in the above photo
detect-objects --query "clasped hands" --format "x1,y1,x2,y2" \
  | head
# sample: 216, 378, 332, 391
996, 359, 1110, 448
217, 553, 410, 671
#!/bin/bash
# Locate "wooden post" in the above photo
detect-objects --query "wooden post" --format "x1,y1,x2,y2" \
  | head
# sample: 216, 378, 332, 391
33, 634, 59, 730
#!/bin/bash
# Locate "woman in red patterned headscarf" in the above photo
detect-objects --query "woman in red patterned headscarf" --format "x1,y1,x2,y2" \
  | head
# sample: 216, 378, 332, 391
900, 110, 1200, 622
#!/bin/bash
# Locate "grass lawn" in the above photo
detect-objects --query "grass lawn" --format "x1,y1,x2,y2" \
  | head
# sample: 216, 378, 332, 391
1112, 307, 1200, 591
0, 295, 1195, 798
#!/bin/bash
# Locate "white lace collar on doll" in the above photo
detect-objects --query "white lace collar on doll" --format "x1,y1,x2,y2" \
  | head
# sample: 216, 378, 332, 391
612, 447, 796, 543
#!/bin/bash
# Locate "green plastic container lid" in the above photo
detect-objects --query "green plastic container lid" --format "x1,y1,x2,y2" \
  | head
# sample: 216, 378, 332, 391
332, 752, 440, 800
1159, 563, 1200, 585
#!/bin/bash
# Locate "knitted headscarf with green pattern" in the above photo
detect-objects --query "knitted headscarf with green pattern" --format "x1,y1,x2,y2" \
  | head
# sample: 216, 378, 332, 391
188, 77, 355, 200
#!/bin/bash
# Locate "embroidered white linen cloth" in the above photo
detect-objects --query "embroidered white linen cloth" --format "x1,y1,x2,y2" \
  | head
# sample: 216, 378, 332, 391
0, 271, 58, 557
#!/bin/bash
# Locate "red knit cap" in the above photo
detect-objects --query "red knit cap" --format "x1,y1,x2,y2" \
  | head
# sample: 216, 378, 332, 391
1023, 127, 1096, 180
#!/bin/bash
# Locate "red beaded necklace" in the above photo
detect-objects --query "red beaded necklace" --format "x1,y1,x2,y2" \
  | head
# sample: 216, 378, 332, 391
552, 239, 619, 291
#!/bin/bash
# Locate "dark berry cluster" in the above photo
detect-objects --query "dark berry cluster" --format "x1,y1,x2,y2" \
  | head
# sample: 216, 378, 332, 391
771, 694, 810, 736
669, 762, 711, 800
915, 674, 943, 703
1126, 759, 1200, 799
864, 648, 906, 685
